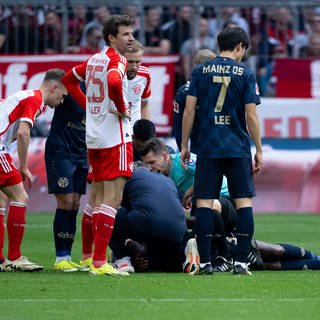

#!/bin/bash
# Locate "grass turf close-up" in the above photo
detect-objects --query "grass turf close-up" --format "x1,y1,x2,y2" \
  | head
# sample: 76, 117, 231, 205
1, 213, 319, 320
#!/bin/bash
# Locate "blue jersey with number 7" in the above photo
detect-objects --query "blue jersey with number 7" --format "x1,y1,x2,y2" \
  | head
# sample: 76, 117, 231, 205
188, 56, 260, 159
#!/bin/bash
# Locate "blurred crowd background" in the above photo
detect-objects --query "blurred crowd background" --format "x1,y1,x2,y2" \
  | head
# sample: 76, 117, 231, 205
1, 0, 320, 98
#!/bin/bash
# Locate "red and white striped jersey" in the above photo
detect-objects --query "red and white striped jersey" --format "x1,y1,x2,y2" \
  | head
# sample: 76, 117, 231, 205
127, 65, 151, 126
0, 90, 44, 151
63, 46, 132, 149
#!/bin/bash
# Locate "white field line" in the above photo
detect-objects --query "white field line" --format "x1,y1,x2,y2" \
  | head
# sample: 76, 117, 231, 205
0, 298, 319, 303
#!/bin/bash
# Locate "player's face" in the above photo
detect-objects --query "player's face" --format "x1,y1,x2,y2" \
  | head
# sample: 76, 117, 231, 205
125, 50, 143, 80
113, 25, 134, 54
142, 151, 170, 176
47, 82, 68, 108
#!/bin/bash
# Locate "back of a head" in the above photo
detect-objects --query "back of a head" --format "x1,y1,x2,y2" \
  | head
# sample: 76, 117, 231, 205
140, 137, 167, 157
103, 14, 135, 45
130, 39, 144, 53
43, 68, 65, 83
193, 49, 216, 65
133, 119, 156, 142
217, 26, 249, 52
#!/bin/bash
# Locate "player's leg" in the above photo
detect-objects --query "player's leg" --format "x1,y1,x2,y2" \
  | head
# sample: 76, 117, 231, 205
0, 191, 7, 268
2, 182, 43, 271
65, 163, 88, 270
46, 157, 79, 271
194, 158, 223, 275
228, 157, 256, 275
88, 144, 132, 276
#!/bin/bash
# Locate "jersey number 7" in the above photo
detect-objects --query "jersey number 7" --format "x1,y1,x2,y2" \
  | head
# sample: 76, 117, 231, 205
213, 76, 231, 112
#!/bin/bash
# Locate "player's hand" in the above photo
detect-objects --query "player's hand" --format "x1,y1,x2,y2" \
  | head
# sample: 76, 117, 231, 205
180, 147, 190, 171
120, 108, 131, 120
253, 150, 263, 175
182, 187, 194, 209
20, 168, 33, 188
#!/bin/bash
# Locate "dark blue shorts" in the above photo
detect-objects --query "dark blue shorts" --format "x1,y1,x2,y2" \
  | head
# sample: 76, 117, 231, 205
45, 157, 88, 195
194, 157, 256, 200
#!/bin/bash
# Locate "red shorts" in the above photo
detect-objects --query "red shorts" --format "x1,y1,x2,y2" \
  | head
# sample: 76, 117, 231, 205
88, 142, 133, 182
87, 165, 93, 184
0, 153, 23, 188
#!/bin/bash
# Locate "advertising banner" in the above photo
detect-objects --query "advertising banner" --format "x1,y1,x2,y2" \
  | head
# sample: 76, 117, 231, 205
0, 54, 179, 135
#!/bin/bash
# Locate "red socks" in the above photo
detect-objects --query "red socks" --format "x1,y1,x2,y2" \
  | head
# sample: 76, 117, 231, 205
6, 202, 26, 261
0, 209, 5, 262
92, 204, 116, 268
81, 204, 93, 259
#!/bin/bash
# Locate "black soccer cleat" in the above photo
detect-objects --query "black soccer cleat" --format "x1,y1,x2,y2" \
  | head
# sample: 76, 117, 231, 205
233, 264, 252, 275
212, 256, 233, 272
195, 263, 214, 275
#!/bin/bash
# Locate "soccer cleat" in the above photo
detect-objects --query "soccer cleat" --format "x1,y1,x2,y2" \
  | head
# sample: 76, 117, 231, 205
183, 238, 200, 275
114, 256, 135, 273
6, 256, 44, 272
68, 260, 88, 271
212, 256, 233, 272
80, 257, 93, 271
89, 262, 129, 276
54, 260, 78, 272
195, 263, 214, 275
247, 239, 264, 270
233, 264, 252, 275
0, 259, 6, 272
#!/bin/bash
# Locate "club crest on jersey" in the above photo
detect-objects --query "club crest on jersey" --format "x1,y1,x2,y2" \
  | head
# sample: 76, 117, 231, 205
58, 177, 69, 188
173, 101, 179, 113
133, 83, 142, 95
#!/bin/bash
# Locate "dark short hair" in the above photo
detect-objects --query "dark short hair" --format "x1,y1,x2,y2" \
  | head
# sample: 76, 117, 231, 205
43, 68, 65, 82
103, 14, 135, 45
217, 26, 249, 52
140, 137, 167, 157
133, 119, 156, 141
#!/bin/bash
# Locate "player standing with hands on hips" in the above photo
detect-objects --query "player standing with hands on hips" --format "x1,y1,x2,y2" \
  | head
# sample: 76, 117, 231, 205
181, 27, 263, 275
62, 15, 135, 276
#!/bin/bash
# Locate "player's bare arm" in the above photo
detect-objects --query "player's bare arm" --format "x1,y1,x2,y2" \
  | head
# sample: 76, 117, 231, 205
245, 103, 263, 175
16, 121, 33, 188
141, 100, 150, 120
181, 95, 197, 170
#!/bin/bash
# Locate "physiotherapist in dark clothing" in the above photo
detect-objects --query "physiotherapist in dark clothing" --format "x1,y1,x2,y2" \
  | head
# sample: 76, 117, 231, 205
45, 82, 88, 272
110, 162, 188, 272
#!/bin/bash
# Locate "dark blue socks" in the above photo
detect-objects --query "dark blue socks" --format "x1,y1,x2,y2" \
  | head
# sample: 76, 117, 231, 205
235, 207, 254, 263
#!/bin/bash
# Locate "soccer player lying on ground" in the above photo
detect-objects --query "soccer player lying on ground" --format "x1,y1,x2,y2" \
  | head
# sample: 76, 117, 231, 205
0, 68, 67, 272
185, 196, 320, 273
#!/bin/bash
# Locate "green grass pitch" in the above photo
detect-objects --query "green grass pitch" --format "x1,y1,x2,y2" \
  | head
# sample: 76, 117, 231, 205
1, 213, 319, 320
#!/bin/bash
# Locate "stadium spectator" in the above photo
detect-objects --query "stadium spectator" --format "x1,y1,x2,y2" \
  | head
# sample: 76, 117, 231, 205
180, 17, 216, 82
208, 6, 249, 40
181, 27, 262, 275
135, 6, 170, 55
301, 32, 320, 57
62, 15, 134, 277
80, 5, 110, 50
0, 68, 67, 272
67, 4, 88, 53
121, 4, 140, 32
45, 82, 88, 272
161, 5, 193, 54
40, 10, 63, 53
109, 162, 188, 273
4, 4, 39, 53
257, 7, 307, 96
79, 25, 103, 54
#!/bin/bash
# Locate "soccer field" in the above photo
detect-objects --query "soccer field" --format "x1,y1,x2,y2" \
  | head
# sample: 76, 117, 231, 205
1, 213, 319, 320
